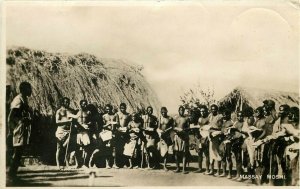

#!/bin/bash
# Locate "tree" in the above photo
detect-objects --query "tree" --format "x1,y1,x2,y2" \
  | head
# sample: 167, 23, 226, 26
179, 82, 216, 110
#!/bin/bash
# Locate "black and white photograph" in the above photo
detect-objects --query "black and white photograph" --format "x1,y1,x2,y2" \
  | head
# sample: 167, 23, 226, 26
2, 0, 300, 187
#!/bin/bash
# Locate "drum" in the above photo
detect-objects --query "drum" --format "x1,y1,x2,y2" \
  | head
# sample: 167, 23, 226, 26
199, 124, 211, 138
124, 140, 137, 157
100, 130, 113, 142
146, 138, 156, 148
119, 127, 128, 133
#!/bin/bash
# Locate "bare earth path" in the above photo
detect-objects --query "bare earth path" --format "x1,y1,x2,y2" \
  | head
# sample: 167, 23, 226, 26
14, 163, 254, 187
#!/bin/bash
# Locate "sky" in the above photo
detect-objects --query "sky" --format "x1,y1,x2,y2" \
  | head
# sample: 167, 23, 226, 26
4, 1, 299, 113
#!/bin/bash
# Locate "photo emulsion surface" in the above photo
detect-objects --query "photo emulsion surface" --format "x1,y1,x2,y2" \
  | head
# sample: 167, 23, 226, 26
3, 1, 300, 187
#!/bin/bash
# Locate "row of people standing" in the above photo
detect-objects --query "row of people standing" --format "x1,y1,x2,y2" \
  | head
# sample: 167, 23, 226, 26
55, 97, 190, 172
54, 96, 300, 186
188, 101, 299, 186
6, 81, 299, 186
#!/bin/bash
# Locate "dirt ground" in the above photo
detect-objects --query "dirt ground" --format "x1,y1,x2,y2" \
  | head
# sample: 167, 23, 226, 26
11, 162, 255, 187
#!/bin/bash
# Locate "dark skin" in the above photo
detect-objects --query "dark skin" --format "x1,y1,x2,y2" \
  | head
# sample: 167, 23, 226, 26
277, 105, 290, 122
174, 107, 190, 174
117, 104, 130, 129
127, 114, 142, 168
55, 98, 73, 169
200, 108, 209, 118
263, 106, 270, 117
255, 109, 267, 140
288, 109, 299, 128
211, 106, 218, 116
142, 106, 159, 169
77, 101, 91, 130
158, 108, 173, 171
221, 111, 234, 178
143, 107, 158, 130
103, 106, 119, 129
208, 119, 222, 176
194, 107, 210, 173
147, 107, 153, 116
232, 112, 244, 180
102, 105, 119, 168
75, 100, 95, 168
7, 83, 32, 179
222, 112, 231, 121
237, 112, 244, 123
8, 85, 32, 132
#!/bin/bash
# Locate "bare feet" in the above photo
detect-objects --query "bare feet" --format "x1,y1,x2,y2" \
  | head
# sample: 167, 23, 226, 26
205, 170, 214, 175
194, 169, 203, 173
174, 168, 181, 173
236, 177, 243, 182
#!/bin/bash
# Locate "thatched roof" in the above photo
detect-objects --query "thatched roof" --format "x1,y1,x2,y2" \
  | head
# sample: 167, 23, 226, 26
6, 47, 161, 115
218, 86, 299, 112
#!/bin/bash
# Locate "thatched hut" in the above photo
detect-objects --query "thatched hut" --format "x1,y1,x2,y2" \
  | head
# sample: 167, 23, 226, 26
6, 47, 161, 114
218, 87, 299, 113
6, 46, 161, 164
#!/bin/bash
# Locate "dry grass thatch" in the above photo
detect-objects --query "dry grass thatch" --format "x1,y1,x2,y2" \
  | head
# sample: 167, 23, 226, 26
6, 47, 161, 115
218, 86, 299, 112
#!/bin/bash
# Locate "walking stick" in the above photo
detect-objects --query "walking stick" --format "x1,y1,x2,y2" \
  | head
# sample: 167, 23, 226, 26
141, 141, 144, 168
269, 142, 274, 186
64, 120, 73, 168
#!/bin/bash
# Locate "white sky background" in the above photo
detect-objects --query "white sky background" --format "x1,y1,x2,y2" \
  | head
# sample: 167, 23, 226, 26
4, 1, 299, 114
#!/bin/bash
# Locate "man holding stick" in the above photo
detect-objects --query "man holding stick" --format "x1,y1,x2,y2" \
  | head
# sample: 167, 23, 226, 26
55, 97, 79, 170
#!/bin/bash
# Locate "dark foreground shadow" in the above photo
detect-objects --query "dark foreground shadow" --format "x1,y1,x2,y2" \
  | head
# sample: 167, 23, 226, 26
8, 168, 115, 187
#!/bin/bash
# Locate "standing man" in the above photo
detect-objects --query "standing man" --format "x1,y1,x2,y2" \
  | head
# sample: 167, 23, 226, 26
285, 107, 299, 186
253, 106, 269, 185
267, 104, 290, 185
194, 105, 210, 174
75, 100, 96, 169
208, 104, 223, 128
7, 82, 32, 183
117, 103, 131, 129
231, 111, 245, 181
116, 103, 131, 167
142, 106, 160, 169
157, 107, 174, 171
173, 106, 190, 174
263, 100, 277, 125
102, 104, 119, 169
207, 104, 223, 176
55, 97, 76, 170
126, 113, 143, 168
219, 109, 234, 178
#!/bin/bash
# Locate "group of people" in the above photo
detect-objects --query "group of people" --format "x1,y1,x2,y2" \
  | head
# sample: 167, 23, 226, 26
6, 81, 300, 186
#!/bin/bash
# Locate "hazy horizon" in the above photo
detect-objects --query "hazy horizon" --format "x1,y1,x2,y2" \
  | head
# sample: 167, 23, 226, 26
4, 1, 299, 113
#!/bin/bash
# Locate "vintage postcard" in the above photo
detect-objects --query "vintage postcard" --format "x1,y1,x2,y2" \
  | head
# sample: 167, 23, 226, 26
1, 0, 299, 188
